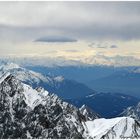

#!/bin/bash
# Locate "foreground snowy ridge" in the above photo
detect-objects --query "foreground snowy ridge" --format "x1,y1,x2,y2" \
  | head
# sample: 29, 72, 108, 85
0, 72, 140, 139
84, 117, 140, 139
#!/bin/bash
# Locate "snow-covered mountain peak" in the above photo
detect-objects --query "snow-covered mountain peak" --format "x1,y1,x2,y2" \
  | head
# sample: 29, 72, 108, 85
0, 62, 62, 83
0, 72, 11, 84
0, 62, 50, 87
137, 102, 140, 107
80, 104, 86, 109
0, 62, 21, 71
0, 72, 49, 109
84, 117, 140, 139
53, 76, 64, 82
121, 102, 140, 121
130, 68, 140, 73
22, 84, 50, 109
80, 104, 100, 121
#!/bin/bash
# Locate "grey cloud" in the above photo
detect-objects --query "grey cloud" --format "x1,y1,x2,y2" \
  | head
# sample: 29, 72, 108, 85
34, 36, 77, 43
89, 42, 118, 49
88, 42, 108, 48
88, 43, 95, 48
110, 45, 118, 48
0, 2, 140, 42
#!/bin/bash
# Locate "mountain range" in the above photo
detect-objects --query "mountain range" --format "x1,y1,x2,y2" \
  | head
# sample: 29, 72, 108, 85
66, 93, 139, 118
0, 63, 93, 99
0, 62, 139, 119
88, 69, 140, 97
1, 55, 140, 67
26, 64, 140, 98
0, 72, 140, 139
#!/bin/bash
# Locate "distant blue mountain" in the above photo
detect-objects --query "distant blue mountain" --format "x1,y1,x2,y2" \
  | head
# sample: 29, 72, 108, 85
88, 69, 140, 97
27, 65, 140, 97
26, 65, 118, 83
66, 92, 139, 118
42, 78, 94, 99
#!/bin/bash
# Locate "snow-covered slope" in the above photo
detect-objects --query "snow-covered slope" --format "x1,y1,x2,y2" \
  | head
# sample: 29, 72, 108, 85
84, 117, 140, 139
121, 102, 140, 121
79, 104, 100, 121
22, 85, 49, 109
0, 72, 10, 84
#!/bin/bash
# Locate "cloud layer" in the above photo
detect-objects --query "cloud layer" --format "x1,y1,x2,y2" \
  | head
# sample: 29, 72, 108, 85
0, 1, 140, 42
0, 1, 140, 63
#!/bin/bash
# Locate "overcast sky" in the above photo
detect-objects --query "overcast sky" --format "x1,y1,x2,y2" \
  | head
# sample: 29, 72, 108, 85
0, 1, 140, 61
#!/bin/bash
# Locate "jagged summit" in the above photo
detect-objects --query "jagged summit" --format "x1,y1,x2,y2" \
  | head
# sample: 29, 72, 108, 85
0, 72, 11, 84
0, 62, 20, 71
121, 102, 140, 121
79, 104, 100, 121
0, 62, 50, 85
